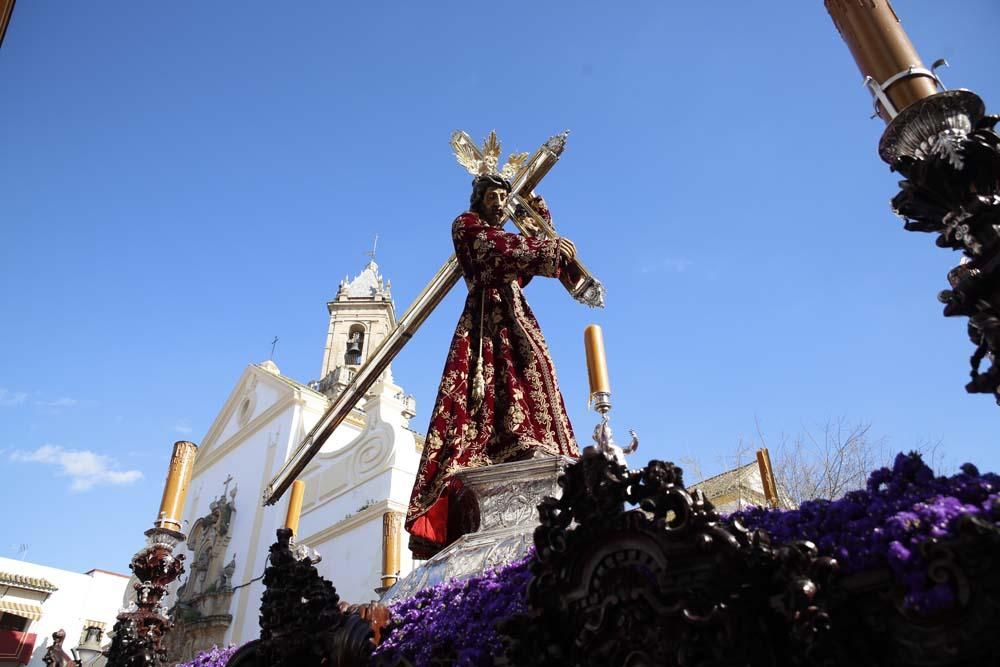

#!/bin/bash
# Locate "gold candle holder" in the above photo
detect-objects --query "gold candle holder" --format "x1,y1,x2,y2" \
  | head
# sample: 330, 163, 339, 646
825, 0, 941, 122
155, 441, 198, 533
380, 511, 404, 590
584, 324, 611, 399
755, 448, 779, 508
284, 479, 306, 536
582, 325, 637, 461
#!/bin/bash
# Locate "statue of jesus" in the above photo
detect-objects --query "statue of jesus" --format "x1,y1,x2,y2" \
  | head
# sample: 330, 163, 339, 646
405, 174, 581, 558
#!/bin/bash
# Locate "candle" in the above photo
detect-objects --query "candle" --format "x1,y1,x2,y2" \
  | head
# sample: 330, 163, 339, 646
825, 0, 938, 122
156, 441, 198, 532
756, 448, 779, 508
381, 511, 404, 590
584, 324, 611, 395
284, 480, 306, 535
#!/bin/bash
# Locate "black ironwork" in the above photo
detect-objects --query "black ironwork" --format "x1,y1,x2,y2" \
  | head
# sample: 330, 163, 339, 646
883, 93, 1000, 403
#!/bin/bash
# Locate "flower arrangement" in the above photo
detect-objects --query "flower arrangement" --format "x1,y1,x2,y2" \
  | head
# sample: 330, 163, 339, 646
374, 452, 997, 664
733, 451, 999, 612
374, 553, 533, 667
175, 644, 238, 667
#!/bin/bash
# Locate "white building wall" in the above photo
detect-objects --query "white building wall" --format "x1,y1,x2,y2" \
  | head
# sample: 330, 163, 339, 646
0, 558, 129, 667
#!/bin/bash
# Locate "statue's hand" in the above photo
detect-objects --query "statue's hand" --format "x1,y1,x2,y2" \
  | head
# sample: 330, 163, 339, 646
557, 238, 577, 261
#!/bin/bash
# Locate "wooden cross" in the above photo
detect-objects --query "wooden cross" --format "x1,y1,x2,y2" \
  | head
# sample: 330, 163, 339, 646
262, 130, 604, 505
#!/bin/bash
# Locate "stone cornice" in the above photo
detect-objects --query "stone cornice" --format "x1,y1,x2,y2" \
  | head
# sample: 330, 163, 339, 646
299, 498, 407, 549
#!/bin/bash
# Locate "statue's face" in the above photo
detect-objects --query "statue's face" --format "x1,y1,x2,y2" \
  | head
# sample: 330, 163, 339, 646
481, 187, 508, 225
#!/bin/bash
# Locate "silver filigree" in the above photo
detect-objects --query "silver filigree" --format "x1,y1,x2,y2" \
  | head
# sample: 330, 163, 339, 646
574, 278, 607, 309
380, 456, 574, 604
879, 90, 985, 166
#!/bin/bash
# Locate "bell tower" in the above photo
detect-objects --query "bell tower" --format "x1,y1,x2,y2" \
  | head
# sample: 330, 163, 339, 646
315, 259, 396, 398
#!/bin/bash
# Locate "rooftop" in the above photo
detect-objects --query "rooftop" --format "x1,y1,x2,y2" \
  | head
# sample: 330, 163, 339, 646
0, 570, 58, 592
336, 260, 391, 300
689, 461, 761, 500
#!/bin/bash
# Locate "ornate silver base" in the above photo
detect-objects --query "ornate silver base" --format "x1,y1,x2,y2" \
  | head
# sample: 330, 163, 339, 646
380, 456, 574, 604
573, 277, 606, 309
585, 392, 638, 464
879, 89, 985, 166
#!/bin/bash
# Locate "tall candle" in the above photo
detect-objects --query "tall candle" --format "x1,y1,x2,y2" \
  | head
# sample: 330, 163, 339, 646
156, 441, 198, 532
284, 480, 306, 536
584, 324, 611, 395
825, 0, 938, 122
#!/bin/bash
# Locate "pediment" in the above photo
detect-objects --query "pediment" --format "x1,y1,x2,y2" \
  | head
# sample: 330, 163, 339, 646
194, 365, 303, 468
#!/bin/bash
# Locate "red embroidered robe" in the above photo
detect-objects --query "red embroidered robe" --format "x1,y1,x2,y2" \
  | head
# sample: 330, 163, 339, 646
406, 210, 580, 559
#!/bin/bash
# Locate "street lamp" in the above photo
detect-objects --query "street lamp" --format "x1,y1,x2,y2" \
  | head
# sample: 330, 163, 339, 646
71, 644, 104, 666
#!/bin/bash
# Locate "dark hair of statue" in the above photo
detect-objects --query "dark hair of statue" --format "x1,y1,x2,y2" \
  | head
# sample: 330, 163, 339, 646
469, 174, 511, 213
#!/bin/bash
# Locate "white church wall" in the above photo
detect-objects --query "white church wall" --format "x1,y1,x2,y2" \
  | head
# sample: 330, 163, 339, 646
218, 428, 287, 648
171, 259, 426, 654
178, 386, 300, 651
316, 418, 366, 453
387, 447, 420, 499
310, 513, 385, 604
300, 473, 392, 532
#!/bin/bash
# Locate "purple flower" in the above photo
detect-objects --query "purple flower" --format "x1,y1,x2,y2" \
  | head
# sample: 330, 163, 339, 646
175, 644, 238, 667
731, 452, 999, 613
374, 552, 534, 666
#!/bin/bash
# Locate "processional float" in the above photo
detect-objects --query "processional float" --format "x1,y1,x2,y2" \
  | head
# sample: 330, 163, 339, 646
125, 2, 1000, 664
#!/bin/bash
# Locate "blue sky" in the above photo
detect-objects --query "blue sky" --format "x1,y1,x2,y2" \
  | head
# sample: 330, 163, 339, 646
2, 1, 998, 574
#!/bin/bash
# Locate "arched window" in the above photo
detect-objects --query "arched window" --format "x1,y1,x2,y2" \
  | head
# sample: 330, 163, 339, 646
345, 325, 365, 366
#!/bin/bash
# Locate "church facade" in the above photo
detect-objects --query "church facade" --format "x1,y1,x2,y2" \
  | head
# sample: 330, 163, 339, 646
167, 260, 422, 661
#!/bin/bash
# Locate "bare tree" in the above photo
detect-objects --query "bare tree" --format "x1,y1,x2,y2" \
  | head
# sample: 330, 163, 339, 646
738, 417, 888, 507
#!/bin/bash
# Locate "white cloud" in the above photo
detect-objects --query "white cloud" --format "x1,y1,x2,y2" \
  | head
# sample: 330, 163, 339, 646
173, 423, 193, 435
10, 445, 143, 492
35, 397, 79, 408
0, 389, 27, 407
639, 257, 694, 274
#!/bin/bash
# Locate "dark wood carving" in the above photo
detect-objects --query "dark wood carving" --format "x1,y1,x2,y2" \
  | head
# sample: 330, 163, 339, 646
340, 602, 392, 647
823, 514, 1000, 666
41, 629, 76, 667
500, 452, 838, 666
225, 528, 374, 667
234, 456, 1000, 666
499, 453, 1000, 666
